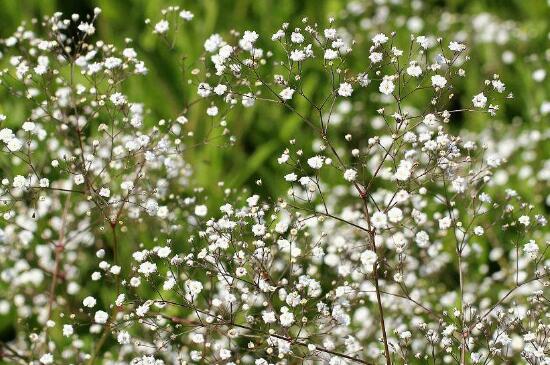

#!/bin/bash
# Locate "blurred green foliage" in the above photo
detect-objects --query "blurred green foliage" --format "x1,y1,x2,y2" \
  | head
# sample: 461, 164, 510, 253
1, 0, 549, 204
0, 0, 549, 362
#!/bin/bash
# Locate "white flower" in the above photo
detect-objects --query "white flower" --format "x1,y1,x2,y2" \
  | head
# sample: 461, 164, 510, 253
338, 82, 353, 97
278, 153, 289, 164
0, 128, 14, 142
277, 239, 301, 257
99, 188, 110, 197
532, 68, 546, 82
262, 310, 277, 323
218, 45, 233, 59
62, 324, 74, 337
213, 83, 227, 96
324, 49, 338, 60
35, 59, 48, 75
123, 48, 137, 59
110, 92, 127, 105
83, 296, 97, 308
22, 121, 36, 132
492, 79, 506, 93
289, 50, 306, 62
191, 333, 204, 343
39, 353, 54, 364
360, 250, 377, 273
540, 101, 550, 115
279, 307, 295, 327
379, 77, 395, 95
6, 138, 22, 151
279, 87, 295, 101
286, 292, 301, 307
219, 349, 232, 360
185, 280, 203, 298
275, 221, 288, 233
195, 205, 208, 217
423, 114, 438, 127
431, 75, 447, 88
372, 33, 389, 45
197, 83, 212, 97
247, 195, 260, 207
176, 115, 188, 125
369, 52, 383, 63
242, 30, 258, 43
78, 22, 95, 35
74, 174, 85, 185
523, 240, 539, 260
136, 302, 150, 317
204, 34, 223, 52
121, 180, 134, 190
104, 57, 122, 69
472, 92, 487, 108
12, 175, 27, 189
179, 10, 194, 21
387, 207, 403, 223
206, 106, 218, 116
394, 160, 412, 181
415, 231, 430, 248
94, 310, 108, 324
324, 28, 337, 39
371, 211, 387, 229
115, 294, 125, 307
117, 330, 131, 344
290, 32, 304, 44
474, 226, 484, 236
242, 93, 255, 107
449, 41, 466, 52
235, 267, 247, 277
240, 30, 259, 50
154, 20, 169, 34
439, 216, 452, 230
138, 261, 157, 277
157, 246, 171, 258
406, 63, 422, 77
343, 169, 357, 182
252, 223, 266, 236
307, 156, 324, 169
284, 173, 297, 182
163, 277, 176, 290
518, 215, 530, 226
272, 29, 285, 41
416, 36, 429, 48
357, 73, 370, 87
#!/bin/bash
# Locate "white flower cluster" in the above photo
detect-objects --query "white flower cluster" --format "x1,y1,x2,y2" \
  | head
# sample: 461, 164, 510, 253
0, 5, 548, 365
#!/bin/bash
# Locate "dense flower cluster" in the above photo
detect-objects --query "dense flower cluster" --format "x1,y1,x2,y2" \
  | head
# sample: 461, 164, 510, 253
0, 3, 548, 365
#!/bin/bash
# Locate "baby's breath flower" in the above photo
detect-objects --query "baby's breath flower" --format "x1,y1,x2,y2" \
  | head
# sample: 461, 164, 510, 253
360, 250, 377, 273
279, 87, 295, 100
307, 155, 324, 169
94, 310, 108, 324
154, 20, 169, 34
379, 76, 395, 95
83, 296, 97, 308
343, 169, 357, 182
472, 92, 488, 108
431, 75, 447, 88
337, 82, 353, 97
